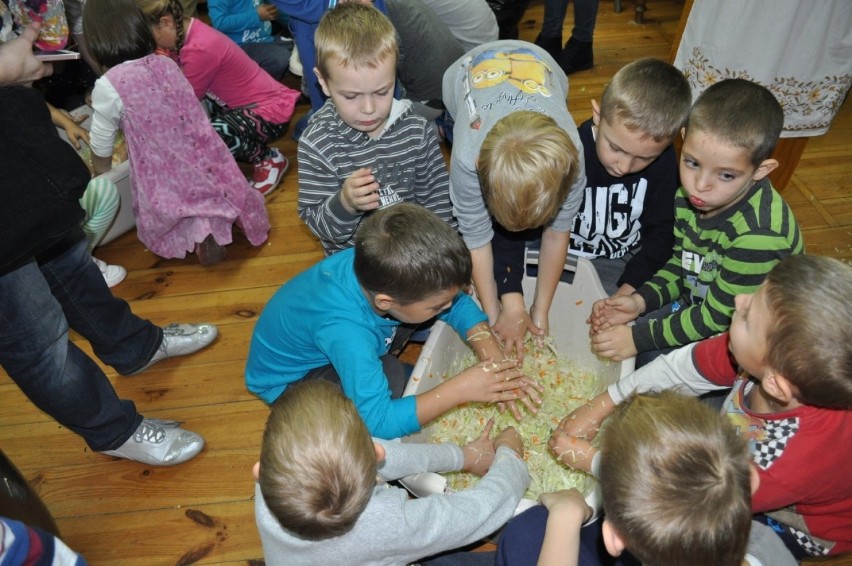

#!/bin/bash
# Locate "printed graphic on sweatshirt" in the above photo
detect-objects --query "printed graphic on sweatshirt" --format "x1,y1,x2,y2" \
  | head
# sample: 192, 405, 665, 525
371, 161, 413, 209
570, 180, 647, 259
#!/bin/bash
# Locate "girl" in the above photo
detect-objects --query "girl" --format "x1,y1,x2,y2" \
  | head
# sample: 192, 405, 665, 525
82, 0, 270, 265
136, 0, 301, 196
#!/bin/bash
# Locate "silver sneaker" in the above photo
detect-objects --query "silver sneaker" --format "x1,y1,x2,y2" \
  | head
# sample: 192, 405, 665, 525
129, 323, 218, 375
101, 418, 205, 466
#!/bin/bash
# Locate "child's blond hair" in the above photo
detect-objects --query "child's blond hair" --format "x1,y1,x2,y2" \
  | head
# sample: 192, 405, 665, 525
478, 111, 579, 231
763, 255, 852, 409
134, 0, 187, 53
258, 380, 377, 540
315, 2, 398, 79
600, 391, 752, 566
599, 57, 691, 143
686, 78, 784, 166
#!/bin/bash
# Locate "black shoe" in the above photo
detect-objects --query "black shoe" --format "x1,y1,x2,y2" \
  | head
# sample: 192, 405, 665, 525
534, 32, 563, 60
558, 37, 594, 75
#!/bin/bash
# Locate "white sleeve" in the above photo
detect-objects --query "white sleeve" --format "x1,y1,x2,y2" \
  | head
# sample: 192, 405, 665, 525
607, 342, 729, 405
89, 75, 124, 158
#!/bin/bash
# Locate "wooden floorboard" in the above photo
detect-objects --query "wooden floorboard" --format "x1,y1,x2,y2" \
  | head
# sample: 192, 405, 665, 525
2, 0, 850, 563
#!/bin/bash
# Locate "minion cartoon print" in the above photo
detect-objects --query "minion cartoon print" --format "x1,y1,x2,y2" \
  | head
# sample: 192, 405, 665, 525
470, 47, 555, 96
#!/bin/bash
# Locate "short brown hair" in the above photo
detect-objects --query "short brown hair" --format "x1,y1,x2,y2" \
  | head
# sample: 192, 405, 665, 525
354, 203, 471, 305
686, 78, 784, 166
763, 255, 852, 408
83, 0, 157, 69
599, 391, 751, 566
258, 380, 377, 540
599, 58, 691, 143
478, 111, 579, 231
315, 2, 398, 79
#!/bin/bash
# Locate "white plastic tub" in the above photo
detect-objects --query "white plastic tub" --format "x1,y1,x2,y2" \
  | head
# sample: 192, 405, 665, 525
57, 105, 135, 245
400, 255, 635, 514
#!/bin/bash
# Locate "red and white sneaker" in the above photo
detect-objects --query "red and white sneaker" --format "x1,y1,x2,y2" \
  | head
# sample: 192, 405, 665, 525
251, 149, 289, 197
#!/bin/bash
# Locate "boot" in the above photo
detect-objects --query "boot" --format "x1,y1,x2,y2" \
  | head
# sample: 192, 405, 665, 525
558, 37, 594, 75
534, 32, 563, 60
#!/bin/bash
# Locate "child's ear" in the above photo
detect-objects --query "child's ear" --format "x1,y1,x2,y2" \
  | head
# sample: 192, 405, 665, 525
751, 158, 779, 181
158, 15, 174, 28
590, 99, 601, 126
314, 67, 331, 98
374, 442, 386, 464
372, 293, 396, 313
761, 370, 797, 406
252, 461, 260, 480
602, 519, 627, 557
680, 126, 687, 141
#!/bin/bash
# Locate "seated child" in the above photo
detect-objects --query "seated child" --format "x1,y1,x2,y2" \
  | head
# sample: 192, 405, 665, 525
588, 78, 803, 366
499, 391, 796, 566
84, 0, 270, 265
442, 39, 587, 360
297, 2, 455, 256
135, 0, 301, 195
245, 203, 540, 440
48, 101, 126, 287
207, 0, 291, 80
560, 255, 852, 559
253, 379, 529, 566
567, 58, 691, 296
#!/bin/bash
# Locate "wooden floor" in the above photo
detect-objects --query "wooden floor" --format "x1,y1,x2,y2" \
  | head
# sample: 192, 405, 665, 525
2, 1, 850, 564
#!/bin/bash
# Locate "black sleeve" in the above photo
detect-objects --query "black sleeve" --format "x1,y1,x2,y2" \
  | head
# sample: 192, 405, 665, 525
492, 221, 542, 297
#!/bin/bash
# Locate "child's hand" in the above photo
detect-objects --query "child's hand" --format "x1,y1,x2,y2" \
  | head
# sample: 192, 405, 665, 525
587, 294, 643, 333
590, 324, 637, 361
461, 418, 496, 476
553, 392, 615, 442
548, 432, 596, 474
61, 111, 90, 149
257, 4, 278, 20
539, 489, 593, 524
493, 293, 537, 363
456, 359, 543, 419
340, 167, 381, 214
493, 426, 524, 459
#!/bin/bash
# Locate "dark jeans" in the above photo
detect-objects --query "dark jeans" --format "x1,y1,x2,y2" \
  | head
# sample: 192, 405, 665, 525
0, 239, 162, 451
241, 38, 292, 81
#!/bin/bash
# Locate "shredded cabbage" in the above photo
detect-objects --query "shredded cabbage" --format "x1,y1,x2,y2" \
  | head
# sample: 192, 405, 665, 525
426, 343, 603, 500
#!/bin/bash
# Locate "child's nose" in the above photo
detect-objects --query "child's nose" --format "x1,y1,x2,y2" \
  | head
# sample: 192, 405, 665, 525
361, 97, 375, 115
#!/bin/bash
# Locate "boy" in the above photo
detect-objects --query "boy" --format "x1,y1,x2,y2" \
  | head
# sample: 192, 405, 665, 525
442, 40, 587, 359
589, 78, 803, 365
499, 392, 796, 566
558, 255, 852, 558
245, 203, 540, 440
253, 379, 529, 566
297, 3, 455, 256
568, 58, 691, 296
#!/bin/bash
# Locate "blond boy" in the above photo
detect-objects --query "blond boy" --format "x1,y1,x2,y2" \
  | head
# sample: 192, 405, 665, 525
297, 2, 455, 256
558, 255, 852, 558
442, 40, 587, 359
254, 379, 530, 565
589, 78, 803, 365
569, 58, 691, 296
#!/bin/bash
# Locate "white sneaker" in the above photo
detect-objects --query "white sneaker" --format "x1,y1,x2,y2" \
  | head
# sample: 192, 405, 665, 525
289, 44, 302, 76
100, 418, 205, 466
92, 256, 126, 288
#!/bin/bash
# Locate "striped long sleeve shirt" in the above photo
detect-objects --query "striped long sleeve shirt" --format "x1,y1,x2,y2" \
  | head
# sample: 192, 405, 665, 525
633, 178, 803, 353
297, 98, 455, 255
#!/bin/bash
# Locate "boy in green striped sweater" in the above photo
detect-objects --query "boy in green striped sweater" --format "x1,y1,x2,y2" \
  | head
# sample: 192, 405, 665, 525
588, 78, 803, 367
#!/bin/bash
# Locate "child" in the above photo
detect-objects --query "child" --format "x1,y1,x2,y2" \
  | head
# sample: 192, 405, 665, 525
442, 40, 587, 360
559, 255, 852, 558
297, 2, 455, 256
49, 101, 126, 287
589, 78, 803, 365
500, 391, 796, 566
254, 378, 530, 566
207, 0, 291, 81
568, 58, 691, 297
135, 0, 301, 195
83, 0, 271, 265
245, 203, 541, 440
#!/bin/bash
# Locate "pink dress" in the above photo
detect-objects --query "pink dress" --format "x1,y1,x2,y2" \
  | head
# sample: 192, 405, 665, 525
105, 54, 269, 258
